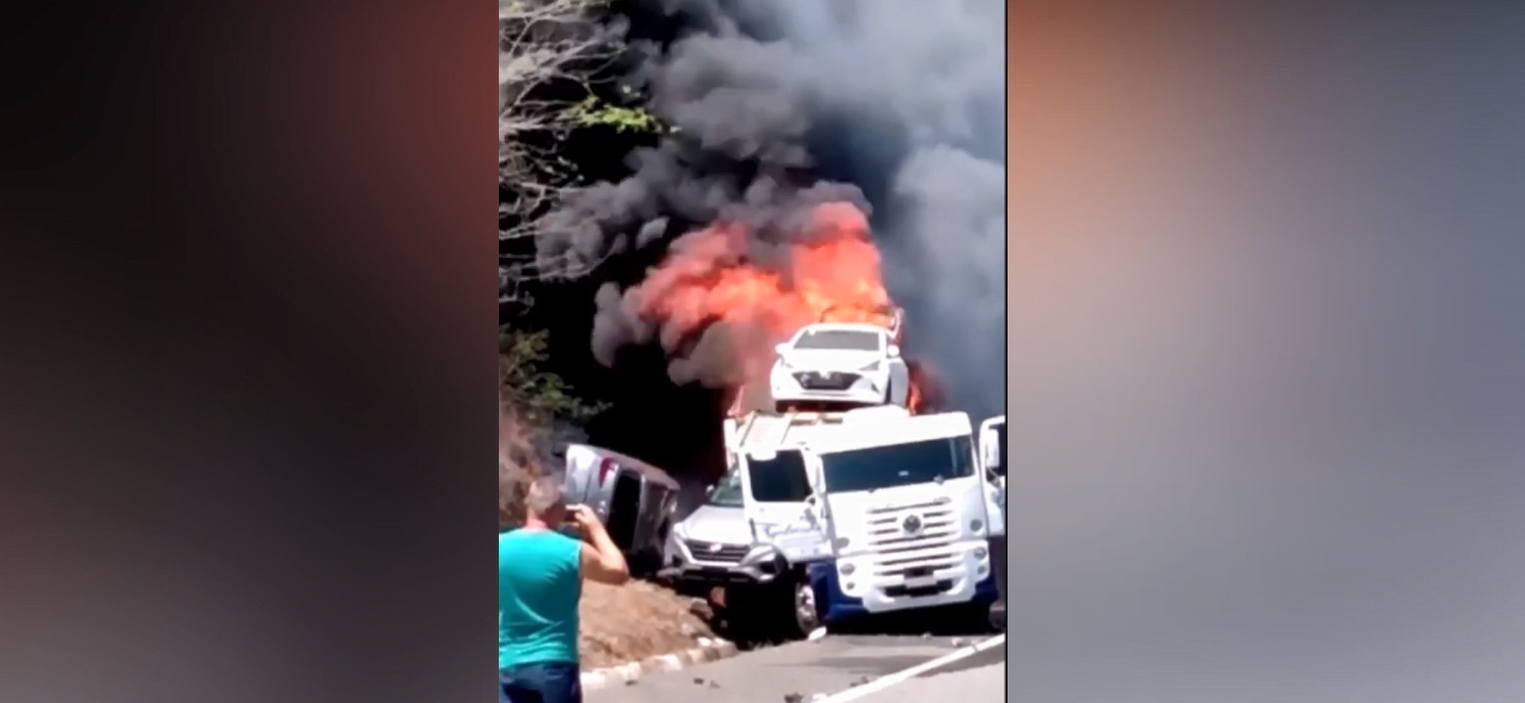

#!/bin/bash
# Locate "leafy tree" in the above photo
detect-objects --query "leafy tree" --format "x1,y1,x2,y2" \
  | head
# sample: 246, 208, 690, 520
498, 2, 660, 528
499, 329, 605, 424
498, 0, 659, 311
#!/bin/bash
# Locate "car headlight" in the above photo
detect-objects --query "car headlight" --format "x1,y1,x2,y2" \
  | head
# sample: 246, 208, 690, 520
859, 360, 881, 372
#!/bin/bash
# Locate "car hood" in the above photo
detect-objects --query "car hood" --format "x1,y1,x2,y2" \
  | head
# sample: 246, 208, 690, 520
677, 504, 753, 545
778, 350, 882, 371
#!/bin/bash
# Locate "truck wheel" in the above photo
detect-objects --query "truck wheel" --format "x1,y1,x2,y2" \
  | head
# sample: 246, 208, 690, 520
988, 604, 1007, 632
788, 578, 820, 639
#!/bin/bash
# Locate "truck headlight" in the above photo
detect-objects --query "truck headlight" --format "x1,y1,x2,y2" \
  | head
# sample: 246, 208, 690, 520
833, 536, 851, 549
839, 562, 855, 576
974, 546, 987, 560
970, 519, 983, 533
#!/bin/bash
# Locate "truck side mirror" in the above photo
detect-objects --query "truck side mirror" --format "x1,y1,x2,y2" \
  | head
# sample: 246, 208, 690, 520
886, 344, 901, 358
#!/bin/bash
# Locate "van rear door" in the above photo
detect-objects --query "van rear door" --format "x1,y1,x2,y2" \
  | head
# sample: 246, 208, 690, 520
558, 445, 596, 506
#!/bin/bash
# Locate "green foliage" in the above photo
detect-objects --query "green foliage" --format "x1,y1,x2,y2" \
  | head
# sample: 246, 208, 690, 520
564, 95, 663, 133
500, 328, 607, 423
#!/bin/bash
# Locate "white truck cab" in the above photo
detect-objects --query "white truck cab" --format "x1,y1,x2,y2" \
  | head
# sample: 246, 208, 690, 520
799, 411, 1001, 626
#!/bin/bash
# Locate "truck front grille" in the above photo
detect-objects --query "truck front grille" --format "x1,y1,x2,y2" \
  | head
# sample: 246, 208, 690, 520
683, 540, 750, 563
863, 501, 959, 579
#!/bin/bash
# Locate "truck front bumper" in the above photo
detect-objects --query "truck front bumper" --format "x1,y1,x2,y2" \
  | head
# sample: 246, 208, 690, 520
809, 553, 1000, 625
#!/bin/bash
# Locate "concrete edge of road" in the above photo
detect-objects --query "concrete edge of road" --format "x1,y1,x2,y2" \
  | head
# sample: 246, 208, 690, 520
580, 637, 740, 692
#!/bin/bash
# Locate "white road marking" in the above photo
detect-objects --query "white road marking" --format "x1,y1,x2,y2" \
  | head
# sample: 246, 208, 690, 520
813, 634, 1006, 703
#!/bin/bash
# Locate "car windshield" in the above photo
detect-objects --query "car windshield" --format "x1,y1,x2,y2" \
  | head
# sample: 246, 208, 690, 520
792, 329, 881, 351
746, 450, 812, 502
706, 468, 744, 507
821, 435, 975, 493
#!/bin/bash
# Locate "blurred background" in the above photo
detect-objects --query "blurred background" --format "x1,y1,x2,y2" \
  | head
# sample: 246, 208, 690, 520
1006, 3, 1525, 701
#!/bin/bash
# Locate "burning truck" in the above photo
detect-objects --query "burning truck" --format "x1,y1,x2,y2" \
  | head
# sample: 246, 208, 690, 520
661, 299, 1002, 639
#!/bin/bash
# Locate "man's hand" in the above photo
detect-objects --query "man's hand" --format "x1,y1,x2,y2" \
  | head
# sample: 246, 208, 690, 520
566, 504, 602, 539
569, 504, 630, 585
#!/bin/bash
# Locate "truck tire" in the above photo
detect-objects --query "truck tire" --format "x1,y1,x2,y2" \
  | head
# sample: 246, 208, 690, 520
783, 577, 820, 639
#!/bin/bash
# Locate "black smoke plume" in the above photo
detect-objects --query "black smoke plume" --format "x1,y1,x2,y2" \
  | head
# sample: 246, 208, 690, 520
524, 0, 1005, 480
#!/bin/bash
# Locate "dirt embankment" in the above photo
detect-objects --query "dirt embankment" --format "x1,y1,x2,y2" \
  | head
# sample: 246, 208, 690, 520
579, 579, 717, 669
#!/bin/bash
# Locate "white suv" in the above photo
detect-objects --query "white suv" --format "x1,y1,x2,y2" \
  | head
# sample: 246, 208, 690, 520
768, 322, 910, 411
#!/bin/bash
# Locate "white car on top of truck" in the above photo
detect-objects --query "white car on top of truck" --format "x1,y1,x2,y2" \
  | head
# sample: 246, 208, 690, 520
768, 322, 911, 411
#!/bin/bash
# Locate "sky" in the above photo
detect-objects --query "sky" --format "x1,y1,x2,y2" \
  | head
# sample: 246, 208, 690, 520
1005, 3, 1525, 701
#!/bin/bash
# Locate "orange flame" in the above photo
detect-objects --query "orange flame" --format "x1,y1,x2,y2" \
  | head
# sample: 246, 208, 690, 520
631, 202, 926, 413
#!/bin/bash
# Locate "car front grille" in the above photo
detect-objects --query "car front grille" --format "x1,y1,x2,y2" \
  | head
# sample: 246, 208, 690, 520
793, 371, 861, 390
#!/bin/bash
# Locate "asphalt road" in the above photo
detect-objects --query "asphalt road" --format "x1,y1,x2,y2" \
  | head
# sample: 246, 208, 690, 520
588, 634, 1005, 703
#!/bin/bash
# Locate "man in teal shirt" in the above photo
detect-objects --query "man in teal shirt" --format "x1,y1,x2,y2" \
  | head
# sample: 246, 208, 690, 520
500, 476, 630, 703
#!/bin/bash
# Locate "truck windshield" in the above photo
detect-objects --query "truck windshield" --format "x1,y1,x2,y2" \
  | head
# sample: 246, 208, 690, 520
746, 450, 812, 502
706, 468, 744, 507
821, 435, 975, 493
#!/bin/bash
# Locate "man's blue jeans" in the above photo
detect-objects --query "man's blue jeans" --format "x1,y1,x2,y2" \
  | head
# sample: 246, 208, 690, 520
500, 661, 582, 703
